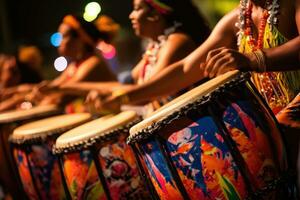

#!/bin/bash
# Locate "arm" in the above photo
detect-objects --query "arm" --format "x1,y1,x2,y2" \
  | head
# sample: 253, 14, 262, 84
263, 36, 300, 70
264, 0, 300, 69
59, 81, 125, 96
96, 9, 239, 110
204, 0, 300, 76
124, 9, 239, 104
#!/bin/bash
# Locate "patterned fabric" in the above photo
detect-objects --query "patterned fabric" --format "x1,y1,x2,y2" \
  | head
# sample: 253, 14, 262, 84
239, 25, 300, 115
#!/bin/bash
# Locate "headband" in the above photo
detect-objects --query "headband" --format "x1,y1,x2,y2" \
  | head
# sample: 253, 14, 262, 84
144, 0, 173, 15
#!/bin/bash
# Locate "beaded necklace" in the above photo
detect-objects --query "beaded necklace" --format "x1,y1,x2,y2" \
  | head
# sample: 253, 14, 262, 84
237, 0, 279, 48
237, 0, 291, 114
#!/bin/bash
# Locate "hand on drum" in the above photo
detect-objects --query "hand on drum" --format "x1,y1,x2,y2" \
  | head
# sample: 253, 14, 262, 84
85, 90, 121, 114
202, 47, 253, 78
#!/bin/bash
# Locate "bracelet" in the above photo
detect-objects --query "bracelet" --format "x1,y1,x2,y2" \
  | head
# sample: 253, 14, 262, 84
252, 49, 267, 72
111, 89, 130, 105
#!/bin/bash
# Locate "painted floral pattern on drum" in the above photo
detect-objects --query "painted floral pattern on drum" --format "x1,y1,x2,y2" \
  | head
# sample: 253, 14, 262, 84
63, 150, 107, 200
166, 117, 246, 200
13, 148, 39, 200
98, 138, 148, 200
28, 143, 65, 200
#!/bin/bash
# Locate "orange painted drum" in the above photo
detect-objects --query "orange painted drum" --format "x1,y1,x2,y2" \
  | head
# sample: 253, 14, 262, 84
53, 111, 151, 200
128, 71, 292, 200
10, 113, 91, 200
0, 105, 59, 199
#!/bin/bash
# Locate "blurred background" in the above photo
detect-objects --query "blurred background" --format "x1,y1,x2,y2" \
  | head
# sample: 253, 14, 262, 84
0, 0, 239, 80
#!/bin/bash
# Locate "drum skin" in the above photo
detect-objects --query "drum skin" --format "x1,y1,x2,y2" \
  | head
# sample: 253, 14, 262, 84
129, 73, 288, 200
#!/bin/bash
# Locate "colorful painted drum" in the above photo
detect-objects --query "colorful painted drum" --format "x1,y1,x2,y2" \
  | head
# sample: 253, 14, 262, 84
10, 113, 92, 200
0, 105, 59, 199
53, 111, 150, 200
128, 71, 290, 200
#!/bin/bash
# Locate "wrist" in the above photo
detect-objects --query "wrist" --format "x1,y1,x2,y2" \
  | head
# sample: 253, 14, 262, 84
246, 52, 259, 71
246, 49, 267, 72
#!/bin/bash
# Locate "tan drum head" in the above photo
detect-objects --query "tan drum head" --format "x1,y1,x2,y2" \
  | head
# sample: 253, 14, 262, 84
11, 113, 92, 141
129, 70, 241, 137
55, 111, 138, 149
0, 105, 59, 124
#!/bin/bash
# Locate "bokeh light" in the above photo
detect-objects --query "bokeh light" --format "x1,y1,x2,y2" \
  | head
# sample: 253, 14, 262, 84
84, 2, 101, 22
83, 12, 97, 22
54, 56, 68, 71
50, 32, 62, 47
85, 2, 101, 16
97, 41, 116, 59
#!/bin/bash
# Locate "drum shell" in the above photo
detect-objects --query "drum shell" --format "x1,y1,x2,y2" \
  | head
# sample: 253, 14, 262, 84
11, 134, 65, 200
57, 128, 150, 200
131, 80, 288, 200
0, 111, 59, 199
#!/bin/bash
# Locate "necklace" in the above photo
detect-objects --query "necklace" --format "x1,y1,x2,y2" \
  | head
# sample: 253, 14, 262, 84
140, 21, 182, 82
237, 0, 279, 48
237, 0, 289, 114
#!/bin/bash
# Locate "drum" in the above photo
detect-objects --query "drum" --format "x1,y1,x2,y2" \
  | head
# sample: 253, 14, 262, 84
53, 111, 150, 200
0, 105, 59, 199
128, 71, 290, 200
10, 113, 92, 200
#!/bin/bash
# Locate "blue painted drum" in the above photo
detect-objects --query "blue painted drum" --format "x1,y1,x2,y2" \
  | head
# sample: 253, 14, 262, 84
128, 71, 291, 200
10, 113, 91, 200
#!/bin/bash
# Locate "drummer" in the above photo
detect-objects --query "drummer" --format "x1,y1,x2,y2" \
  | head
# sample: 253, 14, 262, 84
54, 0, 211, 115
0, 14, 117, 112
90, 0, 300, 190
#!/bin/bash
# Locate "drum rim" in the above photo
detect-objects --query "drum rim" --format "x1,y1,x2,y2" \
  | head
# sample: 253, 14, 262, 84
53, 111, 141, 154
9, 113, 92, 145
0, 105, 60, 124
127, 72, 250, 144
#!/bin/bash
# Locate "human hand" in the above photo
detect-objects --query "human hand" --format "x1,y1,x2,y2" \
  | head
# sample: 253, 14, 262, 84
85, 90, 122, 114
202, 47, 253, 78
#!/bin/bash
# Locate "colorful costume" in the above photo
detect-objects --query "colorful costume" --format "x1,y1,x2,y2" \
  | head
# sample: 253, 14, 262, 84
237, 0, 300, 189
237, 0, 300, 115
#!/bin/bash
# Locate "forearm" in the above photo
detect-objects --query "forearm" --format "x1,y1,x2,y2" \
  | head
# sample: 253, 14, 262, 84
60, 82, 126, 96
0, 94, 25, 112
264, 36, 300, 71
127, 60, 205, 104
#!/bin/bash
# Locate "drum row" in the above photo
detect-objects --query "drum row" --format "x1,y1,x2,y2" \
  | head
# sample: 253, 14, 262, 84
0, 71, 292, 200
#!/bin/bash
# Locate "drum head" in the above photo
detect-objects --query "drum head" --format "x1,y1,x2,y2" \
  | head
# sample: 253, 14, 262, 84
11, 113, 91, 142
55, 111, 137, 149
129, 70, 241, 138
0, 105, 59, 124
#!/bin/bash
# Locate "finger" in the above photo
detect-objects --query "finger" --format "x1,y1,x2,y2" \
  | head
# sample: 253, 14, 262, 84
216, 59, 235, 76
209, 56, 231, 78
206, 47, 226, 62
205, 50, 229, 77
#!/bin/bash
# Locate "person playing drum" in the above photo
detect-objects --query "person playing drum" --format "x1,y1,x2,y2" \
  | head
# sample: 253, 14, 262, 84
0, 14, 117, 112
55, 0, 211, 116
90, 0, 300, 191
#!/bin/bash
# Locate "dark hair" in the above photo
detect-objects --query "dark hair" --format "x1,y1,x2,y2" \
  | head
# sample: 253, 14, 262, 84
71, 15, 112, 44
146, 0, 211, 45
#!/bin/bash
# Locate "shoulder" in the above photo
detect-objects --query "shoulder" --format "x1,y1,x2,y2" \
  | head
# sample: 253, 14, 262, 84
216, 7, 240, 35
163, 32, 196, 52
